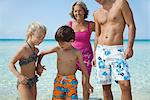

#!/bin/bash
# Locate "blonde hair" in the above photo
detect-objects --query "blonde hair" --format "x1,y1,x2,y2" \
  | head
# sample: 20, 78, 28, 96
70, 0, 89, 19
26, 22, 47, 41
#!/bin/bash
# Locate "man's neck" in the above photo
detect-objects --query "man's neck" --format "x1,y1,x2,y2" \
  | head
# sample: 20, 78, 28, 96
102, 0, 115, 11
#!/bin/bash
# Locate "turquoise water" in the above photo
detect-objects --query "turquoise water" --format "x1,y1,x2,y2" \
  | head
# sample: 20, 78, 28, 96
0, 39, 150, 100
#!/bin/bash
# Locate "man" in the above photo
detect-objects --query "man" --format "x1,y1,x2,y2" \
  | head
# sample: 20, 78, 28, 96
93, 0, 136, 100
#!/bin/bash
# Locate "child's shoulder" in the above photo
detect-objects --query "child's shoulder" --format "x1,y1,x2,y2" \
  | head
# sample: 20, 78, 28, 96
72, 48, 82, 55
19, 43, 28, 51
15, 43, 29, 55
51, 45, 61, 53
55, 46, 61, 51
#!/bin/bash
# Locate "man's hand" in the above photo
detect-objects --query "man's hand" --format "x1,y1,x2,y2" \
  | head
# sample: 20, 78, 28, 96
124, 47, 133, 59
92, 56, 96, 67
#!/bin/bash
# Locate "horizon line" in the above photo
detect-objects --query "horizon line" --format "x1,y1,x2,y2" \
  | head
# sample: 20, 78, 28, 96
0, 38, 150, 41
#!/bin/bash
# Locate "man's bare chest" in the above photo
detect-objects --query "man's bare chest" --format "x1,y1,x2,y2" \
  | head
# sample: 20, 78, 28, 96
97, 8, 122, 24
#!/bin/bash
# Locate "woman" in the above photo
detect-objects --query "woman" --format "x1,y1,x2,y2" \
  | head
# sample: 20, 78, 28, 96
68, 1, 95, 99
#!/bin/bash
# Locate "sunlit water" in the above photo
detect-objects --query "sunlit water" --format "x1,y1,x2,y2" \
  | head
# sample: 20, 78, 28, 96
0, 39, 150, 100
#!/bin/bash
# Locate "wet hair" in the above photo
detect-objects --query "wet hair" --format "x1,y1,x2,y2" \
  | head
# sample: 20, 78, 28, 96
70, 0, 89, 19
26, 22, 47, 41
55, 25, 75, 42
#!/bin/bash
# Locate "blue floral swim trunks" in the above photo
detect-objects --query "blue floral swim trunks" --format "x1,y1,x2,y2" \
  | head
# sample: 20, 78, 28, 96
96, 45, 131, 85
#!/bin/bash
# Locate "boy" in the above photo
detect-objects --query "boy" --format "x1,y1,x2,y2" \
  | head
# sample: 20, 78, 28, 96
38, 25, 93, 99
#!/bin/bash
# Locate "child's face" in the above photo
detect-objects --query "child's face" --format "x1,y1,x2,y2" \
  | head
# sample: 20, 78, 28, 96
58, 41, 72, 50
73, 4, 85, 20
32, 31, 46, 45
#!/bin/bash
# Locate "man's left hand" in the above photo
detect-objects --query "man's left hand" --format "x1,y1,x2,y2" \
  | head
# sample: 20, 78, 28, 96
124, 47, 133, 59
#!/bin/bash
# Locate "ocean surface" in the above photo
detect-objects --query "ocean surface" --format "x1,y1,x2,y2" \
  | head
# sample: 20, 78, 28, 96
0, 39, 150, 100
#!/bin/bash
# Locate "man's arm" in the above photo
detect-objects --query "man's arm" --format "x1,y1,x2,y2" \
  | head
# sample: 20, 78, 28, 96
121, 0, 136, 59
92, 12, 101, 65
93, 12, 101, 55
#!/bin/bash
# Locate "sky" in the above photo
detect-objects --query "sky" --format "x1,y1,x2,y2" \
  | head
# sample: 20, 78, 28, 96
0, 0, 150, 40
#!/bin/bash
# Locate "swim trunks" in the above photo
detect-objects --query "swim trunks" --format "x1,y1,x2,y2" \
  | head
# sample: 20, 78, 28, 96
96, 45, 130, 85
52, 74, 78, 100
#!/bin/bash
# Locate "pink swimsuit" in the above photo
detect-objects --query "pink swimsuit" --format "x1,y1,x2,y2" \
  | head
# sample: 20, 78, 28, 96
69, 21, 93, 75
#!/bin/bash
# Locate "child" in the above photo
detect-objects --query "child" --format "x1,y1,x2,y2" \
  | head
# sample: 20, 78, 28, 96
38, 25, 93, 100
8, 22, 47, 100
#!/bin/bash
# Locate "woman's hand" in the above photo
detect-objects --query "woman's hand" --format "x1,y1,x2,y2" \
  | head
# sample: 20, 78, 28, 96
87, 82, 94, 93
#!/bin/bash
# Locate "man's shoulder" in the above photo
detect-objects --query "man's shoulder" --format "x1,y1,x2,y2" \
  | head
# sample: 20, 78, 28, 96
117, 0, 126, 4
93, 8, 102, 17
117, 0, 128, 8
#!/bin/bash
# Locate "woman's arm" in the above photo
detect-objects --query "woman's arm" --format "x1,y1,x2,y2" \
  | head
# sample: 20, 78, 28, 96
76, 50, 89, 80
76, 50, 93, 93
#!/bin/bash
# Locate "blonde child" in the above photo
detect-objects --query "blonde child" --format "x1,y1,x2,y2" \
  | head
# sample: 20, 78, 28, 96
38, 25, 93, 100
8, 22, 46, 100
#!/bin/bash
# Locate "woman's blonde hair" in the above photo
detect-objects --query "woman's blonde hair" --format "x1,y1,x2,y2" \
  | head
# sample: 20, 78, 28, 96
26, 22, 47, 41
70, 0, 89, 19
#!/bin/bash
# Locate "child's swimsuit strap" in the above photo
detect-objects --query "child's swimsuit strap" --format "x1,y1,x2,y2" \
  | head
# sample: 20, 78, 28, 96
26, 41, 35, 53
